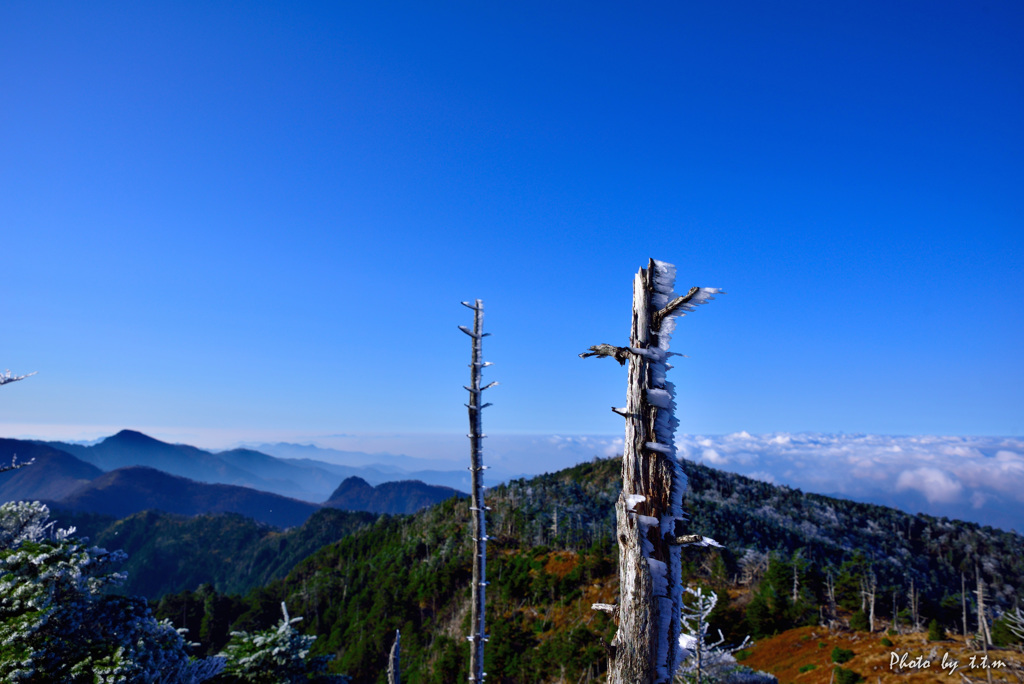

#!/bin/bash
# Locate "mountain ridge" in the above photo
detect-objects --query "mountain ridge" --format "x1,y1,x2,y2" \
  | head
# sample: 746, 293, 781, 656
325, 476, 465, 514
50, 465, 321, 528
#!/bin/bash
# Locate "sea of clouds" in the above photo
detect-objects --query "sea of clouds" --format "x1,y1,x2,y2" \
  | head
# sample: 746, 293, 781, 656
300, 431, 1024, 532
294, 431, 1024, 532
674, 432, 1024, 533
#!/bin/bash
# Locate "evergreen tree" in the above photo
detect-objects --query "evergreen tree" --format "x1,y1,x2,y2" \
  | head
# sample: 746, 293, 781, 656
927, 618, 946, 641
213, 602, 347, 683
0, 501, 224, 683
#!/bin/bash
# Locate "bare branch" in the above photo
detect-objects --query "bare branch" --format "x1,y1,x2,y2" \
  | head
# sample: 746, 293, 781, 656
578, 344, 632, 366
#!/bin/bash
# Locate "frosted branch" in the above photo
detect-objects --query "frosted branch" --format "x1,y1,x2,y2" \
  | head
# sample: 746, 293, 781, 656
0, 370, 36, 386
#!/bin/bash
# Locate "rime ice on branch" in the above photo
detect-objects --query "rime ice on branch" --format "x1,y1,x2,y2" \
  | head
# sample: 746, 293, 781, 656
460, 299, 496, 683
0, 369, 36, 386
581, 259, 722, 684
0, 369, 36, 474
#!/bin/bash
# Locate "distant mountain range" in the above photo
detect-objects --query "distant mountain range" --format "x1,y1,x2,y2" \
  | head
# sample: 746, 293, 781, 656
46, 429, 384, 502
50, 465, 321, 528
244, 441, 477, 492
0, 430, 465, 526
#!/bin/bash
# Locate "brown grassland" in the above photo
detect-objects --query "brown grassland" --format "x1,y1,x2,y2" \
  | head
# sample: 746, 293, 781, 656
742, 625, 1023, 684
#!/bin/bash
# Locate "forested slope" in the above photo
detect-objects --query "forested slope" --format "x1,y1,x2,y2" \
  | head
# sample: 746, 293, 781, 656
155, 457, 1024, 682
53, 506, 377, 598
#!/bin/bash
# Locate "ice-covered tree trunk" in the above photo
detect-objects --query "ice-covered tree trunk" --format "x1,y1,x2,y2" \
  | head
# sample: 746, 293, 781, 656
460, 299, 495, 683
581, 259, 721, 684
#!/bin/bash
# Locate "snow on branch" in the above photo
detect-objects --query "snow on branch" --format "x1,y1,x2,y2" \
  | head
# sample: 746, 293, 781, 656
0, 454, 35, 474
0, 369, 36, 386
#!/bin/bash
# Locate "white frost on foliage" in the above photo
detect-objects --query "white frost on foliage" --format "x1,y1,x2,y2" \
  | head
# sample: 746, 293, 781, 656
217, 602, 346, 683
675, 585, 754, 683
0, 501, 224, 683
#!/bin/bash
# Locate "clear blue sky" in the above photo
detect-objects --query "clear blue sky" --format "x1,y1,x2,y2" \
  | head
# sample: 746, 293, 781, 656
2, 1, 1022, 447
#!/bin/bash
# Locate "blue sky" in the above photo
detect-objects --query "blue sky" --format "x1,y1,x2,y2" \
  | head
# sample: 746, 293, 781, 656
2, 1, 1022, 449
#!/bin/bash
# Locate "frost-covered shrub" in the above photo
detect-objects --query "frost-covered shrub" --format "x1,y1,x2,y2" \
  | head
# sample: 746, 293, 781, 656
0, 501, 224, 683
213, 602, 348, 684
675, 586, 776, 684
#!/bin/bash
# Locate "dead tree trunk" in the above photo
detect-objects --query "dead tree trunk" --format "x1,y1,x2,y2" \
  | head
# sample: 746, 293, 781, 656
892, 590, 899, 634
962, 572, 968, 639
387, 630, 400, 684
461, 299, 495, 683
792, 560, 800, 605
976, 563, 993, 647
909, 578, 920, 632
825, 571, 837, 623
860, 572, 877, 632
581, 259, 722, 684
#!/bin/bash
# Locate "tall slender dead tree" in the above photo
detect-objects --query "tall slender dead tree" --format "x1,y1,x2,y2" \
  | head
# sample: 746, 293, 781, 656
859, 571, 877, 632
962, 571, 969, 639
908, 578, 921, 632
387, 630, 400, 684
581, 259, 722, 684
460, 300, 495, 683
976, 562, 993, 647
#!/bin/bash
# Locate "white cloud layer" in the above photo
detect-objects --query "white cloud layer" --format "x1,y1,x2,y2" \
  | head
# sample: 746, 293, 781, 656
676, 432, 1024, 532
6, 423, 1021, 533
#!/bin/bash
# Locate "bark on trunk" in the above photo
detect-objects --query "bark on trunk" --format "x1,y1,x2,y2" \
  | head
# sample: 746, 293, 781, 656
461, 299, 494, 683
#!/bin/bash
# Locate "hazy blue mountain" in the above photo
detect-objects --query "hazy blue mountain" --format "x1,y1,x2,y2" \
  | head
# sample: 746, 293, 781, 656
253, 444, 476, 491
249, 441, 483, 487
49, 429, 259, 484
324, 476, 465, 514
40, 430, 364, 502
0, 439, 103, 502
52, 466, 320, 528
248, 441, 457, 471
